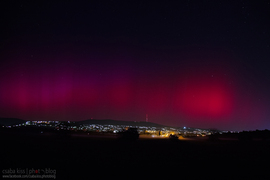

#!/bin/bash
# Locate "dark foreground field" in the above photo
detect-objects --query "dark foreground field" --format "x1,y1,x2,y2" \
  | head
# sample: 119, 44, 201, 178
1, 131, 270, 179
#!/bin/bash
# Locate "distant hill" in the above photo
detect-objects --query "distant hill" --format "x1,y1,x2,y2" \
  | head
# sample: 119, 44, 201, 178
78, 119, 166, 127
0, 118, 27, 126
0, 118, 217, 131
0, 118, 165, 127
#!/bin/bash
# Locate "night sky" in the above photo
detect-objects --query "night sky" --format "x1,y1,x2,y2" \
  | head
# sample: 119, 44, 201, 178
1, 1, 270, 131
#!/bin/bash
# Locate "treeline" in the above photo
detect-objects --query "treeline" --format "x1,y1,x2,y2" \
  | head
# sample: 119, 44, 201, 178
209, 129, 270, 141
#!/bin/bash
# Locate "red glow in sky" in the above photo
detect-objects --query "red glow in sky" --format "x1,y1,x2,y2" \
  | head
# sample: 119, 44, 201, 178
1, 0, 270, 131
174, 75, 234, 120
0, 46, 268, 131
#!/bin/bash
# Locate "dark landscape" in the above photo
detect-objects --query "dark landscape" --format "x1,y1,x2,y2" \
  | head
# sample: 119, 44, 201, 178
1, 128, 270, 178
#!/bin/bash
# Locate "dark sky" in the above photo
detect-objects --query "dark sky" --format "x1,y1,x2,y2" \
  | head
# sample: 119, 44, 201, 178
1, 0, 270, 131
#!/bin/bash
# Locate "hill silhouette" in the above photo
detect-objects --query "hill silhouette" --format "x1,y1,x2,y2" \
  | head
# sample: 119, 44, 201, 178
77, 119, 165, 127
0, 118, 166, 127
0, 118, 27, 126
